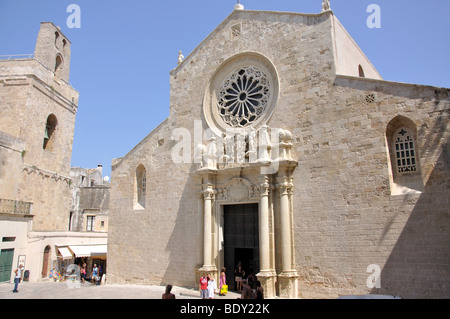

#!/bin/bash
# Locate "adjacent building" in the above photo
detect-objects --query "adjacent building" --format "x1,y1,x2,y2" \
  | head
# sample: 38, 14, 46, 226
0, 23, 107, 283
70, 165, 110, 234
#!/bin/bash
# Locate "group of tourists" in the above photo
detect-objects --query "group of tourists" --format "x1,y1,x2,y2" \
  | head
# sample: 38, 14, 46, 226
199, 272, 224, 299
234, 261, 264, 299
197, 263, 264, 300
162, 262, 265, 300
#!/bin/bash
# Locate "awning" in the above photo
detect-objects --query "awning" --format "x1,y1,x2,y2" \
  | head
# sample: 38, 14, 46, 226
68, 245, 107, 258
57, 247, 73, 259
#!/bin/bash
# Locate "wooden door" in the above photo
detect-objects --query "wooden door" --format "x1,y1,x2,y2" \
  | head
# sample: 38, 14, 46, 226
0, 249, 15, 282
42, 246, 50, 278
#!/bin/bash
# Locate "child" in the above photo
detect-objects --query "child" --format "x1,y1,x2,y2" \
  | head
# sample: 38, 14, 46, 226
199, 273, 209, 299
207, 274, 217, 299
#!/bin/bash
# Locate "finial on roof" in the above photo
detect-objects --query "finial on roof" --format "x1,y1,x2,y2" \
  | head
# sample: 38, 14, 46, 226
177, 51, 184, 65
234, 0, 244, 11
321, 0, 331, 12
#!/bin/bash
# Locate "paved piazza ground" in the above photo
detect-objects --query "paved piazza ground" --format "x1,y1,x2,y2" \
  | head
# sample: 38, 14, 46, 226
0, 281, 241, 299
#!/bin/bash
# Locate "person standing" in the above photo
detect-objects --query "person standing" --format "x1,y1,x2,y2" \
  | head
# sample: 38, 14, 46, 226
207, 274, 217, 299
219, 268, 227, 296
80, 263, 86, 283
91, 264, 99, 285
12, 264, 24, 293
235, 262, 244, 292
199, 273, 209, 299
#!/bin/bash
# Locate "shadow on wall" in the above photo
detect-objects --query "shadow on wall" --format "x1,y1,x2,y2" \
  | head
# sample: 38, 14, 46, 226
371, 113, 450, 299
161, 162, 203, 289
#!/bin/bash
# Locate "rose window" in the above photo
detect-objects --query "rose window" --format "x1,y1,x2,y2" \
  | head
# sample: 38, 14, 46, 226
217, 66, 270, 127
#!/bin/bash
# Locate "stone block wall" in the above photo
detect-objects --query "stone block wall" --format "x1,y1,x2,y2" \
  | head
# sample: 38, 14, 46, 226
291, 77, 449, 299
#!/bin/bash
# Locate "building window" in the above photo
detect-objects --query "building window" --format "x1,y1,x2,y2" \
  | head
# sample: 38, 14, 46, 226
359, 65, 365, 78
86, 216, 95, 232
218, 66, 270, 127
43, 114, 58, 151
386, 116, 423, 195
69, 212, 73, 231
55, 55, 62, 72
204, 53, 279, 136
394, 128, 417, 174
135, 164, 147, 209
231, 24, 241, 38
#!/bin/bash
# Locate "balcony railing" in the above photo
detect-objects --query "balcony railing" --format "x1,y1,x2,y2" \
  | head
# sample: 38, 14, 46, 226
0, 199, 33, 216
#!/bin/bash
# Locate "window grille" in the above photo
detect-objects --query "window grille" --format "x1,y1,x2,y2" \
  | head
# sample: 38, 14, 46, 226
394, 129, 417, 174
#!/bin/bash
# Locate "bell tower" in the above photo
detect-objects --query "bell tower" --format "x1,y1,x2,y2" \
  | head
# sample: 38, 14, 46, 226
34, 22, 72, 82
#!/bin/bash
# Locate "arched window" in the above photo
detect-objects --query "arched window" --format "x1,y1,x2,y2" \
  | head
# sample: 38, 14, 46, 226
135, 164, 147, 209
55, 55, 63, 76
43, 114, 58, 151
358, 65, 365, 78
55, 31, 59, 45
386, 116, 423, 194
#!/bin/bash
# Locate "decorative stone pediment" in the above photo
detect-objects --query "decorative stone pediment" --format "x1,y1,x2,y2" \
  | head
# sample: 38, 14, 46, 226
216, 178, 260, 202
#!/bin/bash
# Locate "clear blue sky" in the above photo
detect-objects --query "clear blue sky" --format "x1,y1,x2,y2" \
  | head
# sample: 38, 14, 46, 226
1, 0, 449, 179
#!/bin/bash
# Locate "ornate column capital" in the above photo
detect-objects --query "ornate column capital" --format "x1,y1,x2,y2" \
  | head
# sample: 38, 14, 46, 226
202, 186, 216, 200
258, 176, 271, 197
276, 176, 293, 195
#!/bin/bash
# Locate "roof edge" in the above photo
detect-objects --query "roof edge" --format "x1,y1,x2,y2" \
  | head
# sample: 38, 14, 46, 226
171, 9, 333, 75
112, 118, 169, 170
335, 74, 450, 91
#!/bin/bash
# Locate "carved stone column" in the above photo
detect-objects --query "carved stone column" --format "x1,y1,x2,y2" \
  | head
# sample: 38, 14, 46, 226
200, 185, 217, 272
195, 168, 218, 283
257, 175, 276, 298
277, 175, 298, 299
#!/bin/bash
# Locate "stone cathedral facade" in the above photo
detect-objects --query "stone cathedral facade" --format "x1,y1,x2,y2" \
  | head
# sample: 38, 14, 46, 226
107, 7, 449, 299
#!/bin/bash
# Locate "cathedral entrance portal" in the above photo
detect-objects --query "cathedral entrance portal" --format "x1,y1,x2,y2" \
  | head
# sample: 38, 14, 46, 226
196, 156, 299, 297
223, 204, 260, 292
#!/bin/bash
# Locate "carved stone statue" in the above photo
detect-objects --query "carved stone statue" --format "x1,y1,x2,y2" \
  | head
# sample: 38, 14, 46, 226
195, 143, 207, 168
235, 129, 247, 164
322, 0, 331, 12
258, 125, 271, 163
205, 136, 218, 169
278, 129, 293, 160
220, 133, 233, 164
247, 127, 257, 163
177, 50, 184, 65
